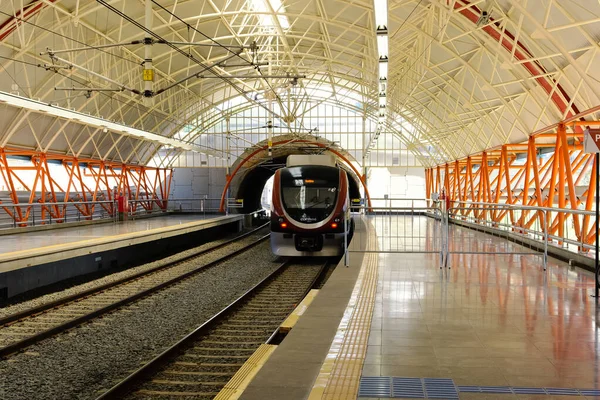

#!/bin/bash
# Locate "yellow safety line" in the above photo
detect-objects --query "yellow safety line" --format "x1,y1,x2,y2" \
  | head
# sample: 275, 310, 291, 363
214, 344, 277, 400
279, 289, 320, 334
308, 219, 379, 400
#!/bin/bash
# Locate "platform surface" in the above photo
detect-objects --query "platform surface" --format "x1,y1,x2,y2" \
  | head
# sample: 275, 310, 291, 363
0, 214, 241, 272
241, 215, 600, 400
0, 214, 215, 254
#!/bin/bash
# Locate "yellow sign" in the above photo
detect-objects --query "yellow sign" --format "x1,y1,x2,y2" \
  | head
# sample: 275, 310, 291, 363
143, 69, 154, 81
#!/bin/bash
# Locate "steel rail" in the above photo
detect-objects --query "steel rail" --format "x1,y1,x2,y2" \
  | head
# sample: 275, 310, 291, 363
95, 259, 330, 400
0, 224, 269, 358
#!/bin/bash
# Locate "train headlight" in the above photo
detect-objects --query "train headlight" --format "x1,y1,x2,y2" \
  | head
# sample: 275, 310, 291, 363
280, 222, 288, 228
278, 217, 284, 222
334, 218, 340, 222
331, 222, 338, 228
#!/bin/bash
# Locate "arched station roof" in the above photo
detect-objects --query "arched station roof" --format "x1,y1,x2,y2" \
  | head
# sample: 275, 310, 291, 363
0, 0, 599, 167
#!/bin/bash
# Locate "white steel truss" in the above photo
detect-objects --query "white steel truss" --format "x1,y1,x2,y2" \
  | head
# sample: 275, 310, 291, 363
0, 0, 598, 168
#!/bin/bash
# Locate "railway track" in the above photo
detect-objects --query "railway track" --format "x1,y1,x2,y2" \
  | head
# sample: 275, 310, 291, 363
0, 225, 270, 358
96, 259, 328, 400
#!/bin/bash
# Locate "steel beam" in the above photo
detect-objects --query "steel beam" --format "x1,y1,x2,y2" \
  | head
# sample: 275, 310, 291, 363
0, 147, 172, 226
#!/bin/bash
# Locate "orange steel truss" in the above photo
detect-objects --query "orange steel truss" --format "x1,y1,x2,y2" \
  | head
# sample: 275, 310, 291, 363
0, 147, 172, 225
425, 122, 598, 248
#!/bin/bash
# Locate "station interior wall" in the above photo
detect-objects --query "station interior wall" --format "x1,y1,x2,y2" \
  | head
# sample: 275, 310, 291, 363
168, 168, 227, 202
167, 166, 427, 212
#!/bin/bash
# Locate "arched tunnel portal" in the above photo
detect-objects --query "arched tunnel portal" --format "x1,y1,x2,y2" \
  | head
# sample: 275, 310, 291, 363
226, 136, 362, 214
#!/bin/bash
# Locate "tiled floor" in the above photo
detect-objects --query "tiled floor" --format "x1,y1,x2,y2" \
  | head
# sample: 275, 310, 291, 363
0, 214, 215, 254
361, 216, 600, 398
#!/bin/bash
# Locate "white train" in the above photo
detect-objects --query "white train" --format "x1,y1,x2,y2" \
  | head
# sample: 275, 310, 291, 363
270, 155, 352, 256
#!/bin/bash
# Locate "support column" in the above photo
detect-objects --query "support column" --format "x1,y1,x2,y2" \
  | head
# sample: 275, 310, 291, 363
362, 114, 368, 208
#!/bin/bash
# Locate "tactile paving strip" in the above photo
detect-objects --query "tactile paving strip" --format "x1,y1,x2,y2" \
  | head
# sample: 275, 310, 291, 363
359, 376, 600, 398
308, 219, 379, 400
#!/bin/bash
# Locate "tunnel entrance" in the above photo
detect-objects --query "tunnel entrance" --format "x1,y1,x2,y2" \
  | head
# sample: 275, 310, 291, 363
260, 175, 274, 210
234, 155, 361, 214
236, 156, 286, 213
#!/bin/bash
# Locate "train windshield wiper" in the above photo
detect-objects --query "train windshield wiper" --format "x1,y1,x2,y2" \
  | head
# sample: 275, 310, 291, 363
304, 199, 331, 209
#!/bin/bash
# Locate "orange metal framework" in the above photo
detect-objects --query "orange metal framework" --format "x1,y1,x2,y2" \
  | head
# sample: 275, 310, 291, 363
425, 121, 599, 248
0, 147, 172, 225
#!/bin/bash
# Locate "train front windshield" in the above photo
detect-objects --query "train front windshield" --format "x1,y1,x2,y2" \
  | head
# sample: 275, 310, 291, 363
280, 166, 339, 223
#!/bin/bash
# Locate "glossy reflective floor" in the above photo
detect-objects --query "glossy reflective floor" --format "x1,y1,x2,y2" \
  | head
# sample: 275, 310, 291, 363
361, 216, 600, 399
0, 214, 216, 254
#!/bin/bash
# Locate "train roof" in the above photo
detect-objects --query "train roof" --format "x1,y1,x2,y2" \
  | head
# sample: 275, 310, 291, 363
286, 154, 336, 167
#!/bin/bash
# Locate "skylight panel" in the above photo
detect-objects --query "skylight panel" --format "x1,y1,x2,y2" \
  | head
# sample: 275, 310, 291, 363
249, 0, 290, 30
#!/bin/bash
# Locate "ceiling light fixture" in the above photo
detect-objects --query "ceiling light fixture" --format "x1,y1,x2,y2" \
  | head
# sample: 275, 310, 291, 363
379, 59, 388, 81
379, 95, 387, 108
376, 32, 389, 58
371, 0, 389, 156
374, 0, 388, 30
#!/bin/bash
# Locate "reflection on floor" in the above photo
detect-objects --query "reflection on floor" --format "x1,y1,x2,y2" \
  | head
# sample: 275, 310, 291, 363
360, 215, 600, 399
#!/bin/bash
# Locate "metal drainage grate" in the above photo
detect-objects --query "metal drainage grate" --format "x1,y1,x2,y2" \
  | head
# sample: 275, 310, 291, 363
546, 388, 580, 396
358, 376, 391, 398
458, 384, 594, 397
580, 389, 600, 396
511, 387, 546, 395
423, 378, 459, 399
392, 377, 425, 398
360, 376, 458, 398
360, 376, 600, 398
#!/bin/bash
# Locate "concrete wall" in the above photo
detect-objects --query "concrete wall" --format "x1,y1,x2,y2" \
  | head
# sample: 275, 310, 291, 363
168, 168, 227, 201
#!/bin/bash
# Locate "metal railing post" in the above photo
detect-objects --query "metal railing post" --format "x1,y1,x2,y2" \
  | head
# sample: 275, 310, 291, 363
445, 207, 450, 269
543, 210, 548, 271
438, 209, 443, 269
32, 206, 35, 227
13, 206, 16, 228
344, 211, 349, 267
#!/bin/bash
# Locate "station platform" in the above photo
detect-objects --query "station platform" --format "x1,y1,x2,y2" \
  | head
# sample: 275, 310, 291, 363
0, 214, 243, 299
237, 215, 600, 400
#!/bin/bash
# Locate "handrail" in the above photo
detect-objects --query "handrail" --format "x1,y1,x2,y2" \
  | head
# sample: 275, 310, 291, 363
450, 200, 595, 216
368, 197, 427, 200
128, 198, 226, 202
352, 206, 437, 211
0, 200, 113, 207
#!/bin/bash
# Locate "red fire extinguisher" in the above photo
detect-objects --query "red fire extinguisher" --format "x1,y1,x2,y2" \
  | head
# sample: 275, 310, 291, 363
117, 194, 128, 221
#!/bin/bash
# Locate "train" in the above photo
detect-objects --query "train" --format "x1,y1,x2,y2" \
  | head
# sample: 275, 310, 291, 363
270, 154, 352, 256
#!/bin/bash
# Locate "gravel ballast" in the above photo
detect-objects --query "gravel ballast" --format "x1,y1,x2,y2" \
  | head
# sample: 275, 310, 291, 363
0, 228, 262, 319
0, 240, 281, 400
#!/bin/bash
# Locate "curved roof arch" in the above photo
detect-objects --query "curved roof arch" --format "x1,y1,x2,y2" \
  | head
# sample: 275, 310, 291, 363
0, 0, 599, 168
150, 89, 431, 168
